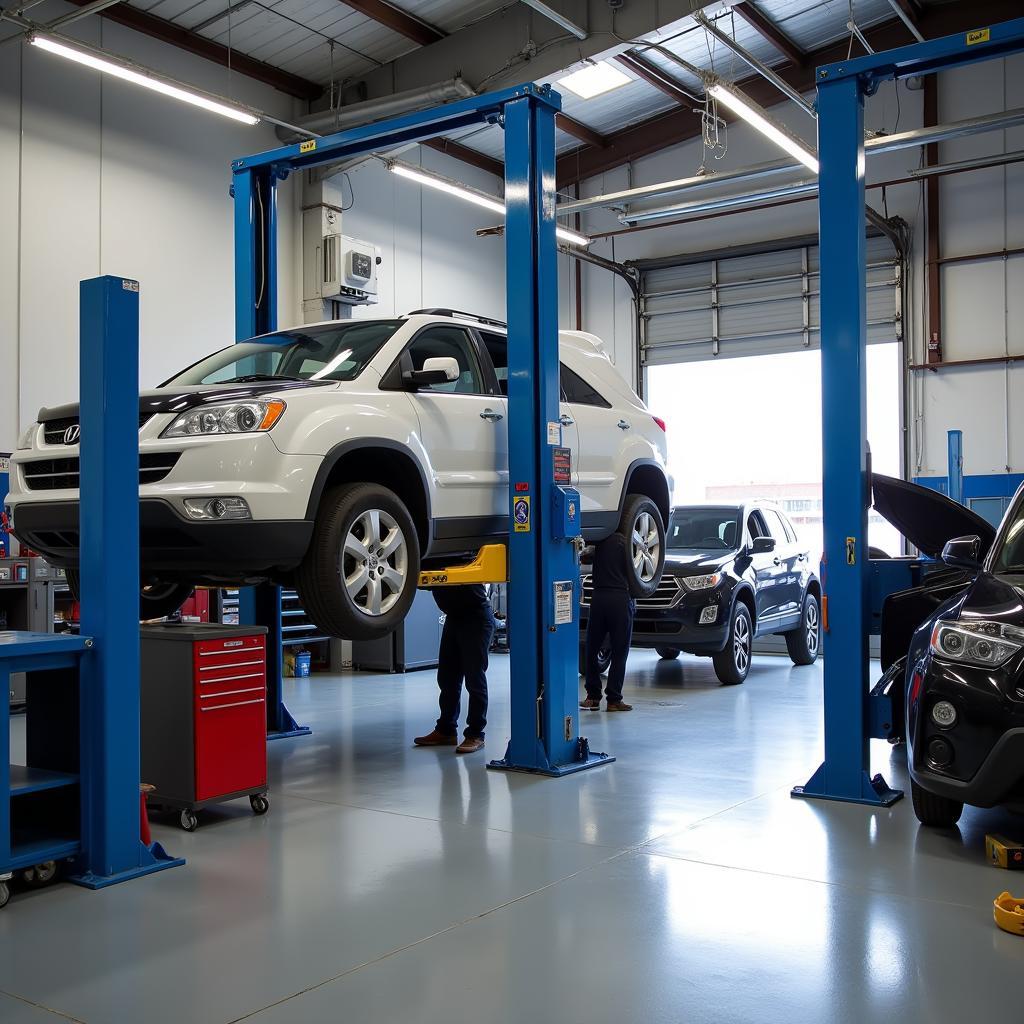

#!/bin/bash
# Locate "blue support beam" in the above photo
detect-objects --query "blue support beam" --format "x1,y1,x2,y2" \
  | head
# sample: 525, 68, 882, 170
68, 277, 183, 887
794, 15, 1024, 808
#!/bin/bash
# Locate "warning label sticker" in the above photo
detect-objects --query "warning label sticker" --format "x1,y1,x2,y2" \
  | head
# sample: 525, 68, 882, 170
299, 139, 317, 153
513, 496, 531, 533
553, 446, 571, 485
846, 537, 856, 565
553, 581, 573, 625
966, 27, 990, 45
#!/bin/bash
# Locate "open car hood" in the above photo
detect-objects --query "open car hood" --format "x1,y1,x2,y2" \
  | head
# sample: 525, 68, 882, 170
871, 473, 996, 559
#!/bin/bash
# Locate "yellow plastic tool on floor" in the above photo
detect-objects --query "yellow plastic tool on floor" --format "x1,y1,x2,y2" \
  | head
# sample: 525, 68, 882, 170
417, 544, 507, 588
993, 891, 1024, 935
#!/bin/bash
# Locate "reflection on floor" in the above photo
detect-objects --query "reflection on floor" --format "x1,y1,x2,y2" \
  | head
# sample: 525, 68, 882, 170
2, 650, 1022, 1023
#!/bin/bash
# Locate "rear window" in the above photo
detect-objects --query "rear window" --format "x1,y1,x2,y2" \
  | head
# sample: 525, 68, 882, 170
561, 364, 611, 408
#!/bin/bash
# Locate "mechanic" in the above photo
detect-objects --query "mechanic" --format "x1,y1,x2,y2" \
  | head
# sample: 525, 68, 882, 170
580, 535, 635, 712
414, 584, 496, 754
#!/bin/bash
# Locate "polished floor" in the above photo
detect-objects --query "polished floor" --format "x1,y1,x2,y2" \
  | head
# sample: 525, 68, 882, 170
3, 650, 1023, 1023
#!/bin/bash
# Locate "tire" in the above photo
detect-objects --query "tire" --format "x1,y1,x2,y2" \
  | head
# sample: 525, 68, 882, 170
580, 640, 612, 676
786, 592, 821, 666
656, 647, 680, 660
180, 809, 198, 832
250, 794, 270, 815
713, 602, 752, 685
910, 778, 964, 827
65, 568, 193, 621
296, 483, 420, 642
618, 494, 666, 599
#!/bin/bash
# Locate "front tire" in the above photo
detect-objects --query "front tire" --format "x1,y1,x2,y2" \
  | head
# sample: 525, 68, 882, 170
296, 483, 420, 642
910, 779, 964, 827
713, 603, 752, 685
786, 592, 821, 666
65, 569, 193, 621
618, 494, 665, 598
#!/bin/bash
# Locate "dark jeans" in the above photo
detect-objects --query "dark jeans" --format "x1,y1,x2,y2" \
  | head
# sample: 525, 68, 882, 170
585, 588, 635, 703
436, 609, 495, 739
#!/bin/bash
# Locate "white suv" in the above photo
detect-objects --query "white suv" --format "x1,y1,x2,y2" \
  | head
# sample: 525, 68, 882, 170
8, 310, 670, 640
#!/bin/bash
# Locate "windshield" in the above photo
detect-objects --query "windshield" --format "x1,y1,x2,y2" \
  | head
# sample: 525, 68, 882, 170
667, 507, 742, 551
163, 321, 404, 387
992, 498, 1024, 574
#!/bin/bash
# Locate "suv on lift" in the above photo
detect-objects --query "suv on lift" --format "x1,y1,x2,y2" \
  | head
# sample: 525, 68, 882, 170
581, 502, 820, 684
7, 310, 670, 641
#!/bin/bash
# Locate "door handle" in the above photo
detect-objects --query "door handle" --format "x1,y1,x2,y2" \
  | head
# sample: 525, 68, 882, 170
559, 414, 575, 426
797, 553, 807, 562
773, 557, 782, 566
617, 419, 631, 430
480, 408, 504, 422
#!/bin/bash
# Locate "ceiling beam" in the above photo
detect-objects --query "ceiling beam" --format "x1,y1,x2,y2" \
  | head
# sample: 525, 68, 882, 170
731, 1, 805, 67
615, 51, 698, 106
557, 112, 608, 148
556, 0, 1023, 186
342, 0, 444, 47
888, 0, 923, 31
421, 137, 504, 178
60, 0, 323, 99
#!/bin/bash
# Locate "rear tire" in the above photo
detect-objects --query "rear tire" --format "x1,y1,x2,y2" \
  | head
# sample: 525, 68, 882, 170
65, 569, 193, 621
656, 647, 680, 660
785, 592, 820, 666
618, 494, 665, 599
296, 483, 420, 642
910, 778, 964, 827
713, 603, 752, 685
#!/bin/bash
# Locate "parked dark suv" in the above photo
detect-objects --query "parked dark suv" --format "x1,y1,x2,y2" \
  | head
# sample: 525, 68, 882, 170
581, 503, 821, 684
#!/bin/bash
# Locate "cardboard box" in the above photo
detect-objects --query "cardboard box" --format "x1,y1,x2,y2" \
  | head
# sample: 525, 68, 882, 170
986, 834, 1024, 870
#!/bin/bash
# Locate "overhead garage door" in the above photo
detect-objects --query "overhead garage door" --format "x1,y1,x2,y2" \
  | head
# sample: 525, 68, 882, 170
639, 234, 904, 366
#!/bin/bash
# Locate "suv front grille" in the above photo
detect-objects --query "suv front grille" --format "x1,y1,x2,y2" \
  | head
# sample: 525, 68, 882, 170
23, 453, 181, 491
42, 414, 153, 446
581, 574, 683, 609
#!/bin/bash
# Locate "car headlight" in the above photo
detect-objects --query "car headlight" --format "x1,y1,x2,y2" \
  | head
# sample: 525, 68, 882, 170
682, 573, 722, 591
161, 400, 285, 438
16, 423, 37, 450
929, 619, 1024, 668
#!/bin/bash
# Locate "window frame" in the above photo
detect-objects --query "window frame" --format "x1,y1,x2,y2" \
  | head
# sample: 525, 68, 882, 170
380, 322, 495, 396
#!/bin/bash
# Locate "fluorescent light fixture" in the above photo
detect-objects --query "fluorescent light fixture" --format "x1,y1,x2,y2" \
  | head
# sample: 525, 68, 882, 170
558, 61, 631, 100
388, 161, 590, 247
708, 78, 818, 174
30, 35, 260, 125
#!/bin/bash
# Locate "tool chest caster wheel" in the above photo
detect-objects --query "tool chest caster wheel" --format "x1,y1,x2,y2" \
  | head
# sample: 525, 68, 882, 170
179, 809, 199, 832
0, 882, 9, 909
22, 861, 57, 887
250, 794, 270, 815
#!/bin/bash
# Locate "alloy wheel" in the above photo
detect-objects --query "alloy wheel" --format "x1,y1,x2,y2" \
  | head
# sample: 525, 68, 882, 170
805, 601, 820, 657
341, 508, 408, 617
733, 613, 751, 674
631, 511, 661, 584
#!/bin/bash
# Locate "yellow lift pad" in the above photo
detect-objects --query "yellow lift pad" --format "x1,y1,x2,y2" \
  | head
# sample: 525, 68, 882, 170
418, 544, 507, 588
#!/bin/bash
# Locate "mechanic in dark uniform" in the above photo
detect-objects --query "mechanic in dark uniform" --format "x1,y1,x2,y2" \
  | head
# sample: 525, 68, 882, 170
414, 584, 496, 753
581, 533, 635, 712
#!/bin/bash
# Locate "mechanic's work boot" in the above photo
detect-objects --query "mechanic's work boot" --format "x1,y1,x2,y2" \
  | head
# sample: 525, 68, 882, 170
414, 730, 458, 746
456, 736, 485, 754
605, 701, 633, 712
579, 697, 601, 710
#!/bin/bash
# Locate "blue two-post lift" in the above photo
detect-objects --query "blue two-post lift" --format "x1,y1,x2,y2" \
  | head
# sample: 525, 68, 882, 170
231, 84, 612, 775
793, 16, 1024, 806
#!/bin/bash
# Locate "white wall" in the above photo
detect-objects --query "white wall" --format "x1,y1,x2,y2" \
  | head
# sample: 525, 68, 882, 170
0, 10, 302, 450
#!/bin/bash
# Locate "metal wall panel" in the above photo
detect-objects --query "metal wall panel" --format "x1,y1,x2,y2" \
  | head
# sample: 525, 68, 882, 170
640, 235, 903, 366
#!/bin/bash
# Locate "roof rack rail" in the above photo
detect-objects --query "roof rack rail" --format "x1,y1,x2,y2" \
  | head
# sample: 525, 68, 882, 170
407, 308, 507, 330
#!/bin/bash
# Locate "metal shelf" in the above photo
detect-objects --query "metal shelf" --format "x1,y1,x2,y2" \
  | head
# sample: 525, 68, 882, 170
9, 766, 79, 796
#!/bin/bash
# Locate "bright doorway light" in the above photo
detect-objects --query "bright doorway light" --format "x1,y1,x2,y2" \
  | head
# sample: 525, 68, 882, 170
558, 61, 631, 100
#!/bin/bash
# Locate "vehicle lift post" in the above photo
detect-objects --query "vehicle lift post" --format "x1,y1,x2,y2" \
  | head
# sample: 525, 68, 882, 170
947, 429, 964, 506
231, 84, 610, 775
793, 16, 1024, 807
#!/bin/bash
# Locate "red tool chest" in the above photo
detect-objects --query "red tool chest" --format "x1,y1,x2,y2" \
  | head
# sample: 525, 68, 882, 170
140, 624, 270, 831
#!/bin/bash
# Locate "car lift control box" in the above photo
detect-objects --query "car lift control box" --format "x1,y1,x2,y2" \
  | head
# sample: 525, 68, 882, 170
986, 834, 1024, 870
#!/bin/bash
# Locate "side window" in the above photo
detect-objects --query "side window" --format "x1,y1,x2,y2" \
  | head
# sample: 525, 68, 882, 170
406, 327, 484, 395
763, 509, 790, 542
480, 332, 508, 395
747, 511, 768, 541
560, 364, 611, 408
780, 513, 798, 544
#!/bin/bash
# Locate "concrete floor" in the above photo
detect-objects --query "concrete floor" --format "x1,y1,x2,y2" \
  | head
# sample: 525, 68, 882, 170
3, 650, 1023, 1023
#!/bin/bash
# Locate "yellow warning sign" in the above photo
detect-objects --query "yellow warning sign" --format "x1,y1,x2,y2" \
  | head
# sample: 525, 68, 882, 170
299, 139, 317, 153
966, 28, 990, 46
846, 537, 857, 565
513, 496, 531, 533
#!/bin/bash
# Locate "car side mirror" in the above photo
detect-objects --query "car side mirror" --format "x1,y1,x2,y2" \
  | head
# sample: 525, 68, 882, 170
403, 356, 460, 388
750, 536, 776, 554
941, 534, 983, 570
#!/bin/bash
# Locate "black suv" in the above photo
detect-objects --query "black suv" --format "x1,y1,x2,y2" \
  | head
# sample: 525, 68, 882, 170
580, 503, 821, 684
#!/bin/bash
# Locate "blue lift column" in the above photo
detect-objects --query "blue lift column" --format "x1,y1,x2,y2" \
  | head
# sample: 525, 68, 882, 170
488, 89, 613, 777
947, 429, 964, 505
793, 15, 1024, 807
69, 276, 183, 887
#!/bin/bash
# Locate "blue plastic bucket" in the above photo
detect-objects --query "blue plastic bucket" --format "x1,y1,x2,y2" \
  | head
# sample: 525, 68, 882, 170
295, 652, 311, 677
